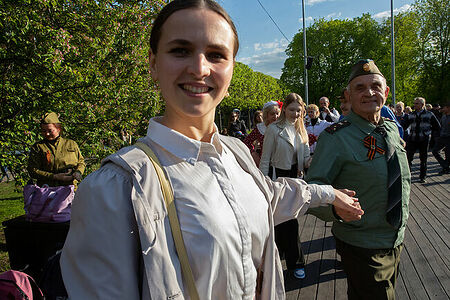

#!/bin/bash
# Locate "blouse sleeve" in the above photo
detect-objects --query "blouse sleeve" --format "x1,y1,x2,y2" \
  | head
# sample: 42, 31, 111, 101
60, 163, 141, 299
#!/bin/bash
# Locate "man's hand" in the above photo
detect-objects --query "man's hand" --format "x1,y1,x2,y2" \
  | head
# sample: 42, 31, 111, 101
323, 107, 331, 115
332, 189, 364, 221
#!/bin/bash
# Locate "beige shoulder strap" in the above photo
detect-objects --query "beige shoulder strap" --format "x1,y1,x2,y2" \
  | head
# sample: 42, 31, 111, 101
135, 141, 199, 300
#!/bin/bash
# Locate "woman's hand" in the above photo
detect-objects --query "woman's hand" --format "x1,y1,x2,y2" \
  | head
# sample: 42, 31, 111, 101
332, 189, 364, 221
53, 171, 74, 182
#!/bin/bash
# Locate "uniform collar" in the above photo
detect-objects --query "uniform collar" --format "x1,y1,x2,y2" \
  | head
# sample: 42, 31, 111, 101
347, 111, 382, 135
146, 117, 222, 165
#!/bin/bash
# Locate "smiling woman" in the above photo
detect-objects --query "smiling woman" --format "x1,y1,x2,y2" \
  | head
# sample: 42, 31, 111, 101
60, 1, 364, 299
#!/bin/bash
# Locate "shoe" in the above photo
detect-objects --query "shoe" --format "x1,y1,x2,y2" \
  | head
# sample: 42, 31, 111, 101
293, 268, 306, 279
438, 168, 449, 175
419, 178, 426, 183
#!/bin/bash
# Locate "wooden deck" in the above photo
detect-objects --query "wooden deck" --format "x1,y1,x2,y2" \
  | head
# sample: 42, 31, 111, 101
284, 154, 450, 300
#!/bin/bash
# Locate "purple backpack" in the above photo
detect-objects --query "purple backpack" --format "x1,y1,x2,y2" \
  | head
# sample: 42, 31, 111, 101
0, 270, 44, 300
23, 184, 74, 223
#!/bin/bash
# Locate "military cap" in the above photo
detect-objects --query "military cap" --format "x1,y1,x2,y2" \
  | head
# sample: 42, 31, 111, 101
348, 59, 384, 83
41, 112, 60, 124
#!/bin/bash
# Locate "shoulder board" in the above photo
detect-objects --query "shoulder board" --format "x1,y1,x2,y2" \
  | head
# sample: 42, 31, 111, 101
325, 120, 351, 134
383, 117, 395, 123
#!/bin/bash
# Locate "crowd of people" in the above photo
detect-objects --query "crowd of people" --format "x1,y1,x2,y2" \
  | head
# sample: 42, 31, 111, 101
9, 0, 448, 299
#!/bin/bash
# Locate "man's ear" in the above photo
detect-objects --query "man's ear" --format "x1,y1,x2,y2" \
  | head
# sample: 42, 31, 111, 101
344, 88, 350, 101
384, 85, 390, 101
149, 50, 158, 81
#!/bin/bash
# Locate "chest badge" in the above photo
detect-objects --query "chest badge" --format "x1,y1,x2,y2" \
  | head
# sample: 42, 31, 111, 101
363, 136, 385, 160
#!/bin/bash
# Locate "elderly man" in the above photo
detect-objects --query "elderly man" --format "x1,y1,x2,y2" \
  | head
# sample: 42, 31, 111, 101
319, 96, 340, 122
306, 59, 411, 300
403, 97, 440, 182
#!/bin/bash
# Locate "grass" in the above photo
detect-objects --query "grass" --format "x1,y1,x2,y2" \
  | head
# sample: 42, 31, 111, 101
0, 181, 24, 272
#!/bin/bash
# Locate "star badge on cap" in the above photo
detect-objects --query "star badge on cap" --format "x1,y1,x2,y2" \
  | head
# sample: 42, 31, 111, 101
363, 63, 370, 72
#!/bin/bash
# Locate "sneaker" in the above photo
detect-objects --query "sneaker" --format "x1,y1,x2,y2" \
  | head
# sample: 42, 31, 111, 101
293, 268, 306, 279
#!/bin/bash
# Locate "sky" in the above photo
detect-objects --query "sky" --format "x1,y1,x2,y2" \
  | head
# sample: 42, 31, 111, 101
218, 0, 415, 79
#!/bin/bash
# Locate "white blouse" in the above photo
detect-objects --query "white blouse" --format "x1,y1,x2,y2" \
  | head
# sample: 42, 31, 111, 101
145, 118, 269, 299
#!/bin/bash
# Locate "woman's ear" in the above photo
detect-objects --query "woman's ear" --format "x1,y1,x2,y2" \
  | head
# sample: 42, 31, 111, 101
149, 50, 158, 81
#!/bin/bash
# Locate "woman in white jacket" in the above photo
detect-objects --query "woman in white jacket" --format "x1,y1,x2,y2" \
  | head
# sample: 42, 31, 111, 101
60, 1, 363, 299
259, 93, 312, 279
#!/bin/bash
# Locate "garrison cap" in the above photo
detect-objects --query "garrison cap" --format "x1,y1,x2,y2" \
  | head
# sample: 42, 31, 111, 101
41, 112, 60, 124
348, 59, 384, 83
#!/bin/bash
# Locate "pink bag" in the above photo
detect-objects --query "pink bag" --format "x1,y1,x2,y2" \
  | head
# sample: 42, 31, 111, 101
23, 184, 74, 223
0, 270, 44, 300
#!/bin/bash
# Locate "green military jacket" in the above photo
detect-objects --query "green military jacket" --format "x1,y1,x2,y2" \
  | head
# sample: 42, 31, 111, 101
28, 136, 86, 187
306, 111, 411, 249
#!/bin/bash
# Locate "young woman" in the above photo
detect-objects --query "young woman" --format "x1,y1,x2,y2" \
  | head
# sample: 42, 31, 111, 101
60, 1, 363, 299
243, 101, 281, 167
259, 93, 312, 279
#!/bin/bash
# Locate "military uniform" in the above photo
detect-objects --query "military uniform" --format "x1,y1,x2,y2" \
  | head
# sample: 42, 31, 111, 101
306, 111, 411, 299
28, 136, 85, 187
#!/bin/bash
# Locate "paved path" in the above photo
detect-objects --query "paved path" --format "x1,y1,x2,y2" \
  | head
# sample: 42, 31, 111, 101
284, 154, 450, 300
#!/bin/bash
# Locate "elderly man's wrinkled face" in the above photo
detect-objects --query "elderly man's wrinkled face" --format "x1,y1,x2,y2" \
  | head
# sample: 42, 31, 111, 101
345, 74, 389, 119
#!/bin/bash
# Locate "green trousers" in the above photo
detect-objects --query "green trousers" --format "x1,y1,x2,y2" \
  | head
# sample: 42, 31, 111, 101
335, 238, 403, 300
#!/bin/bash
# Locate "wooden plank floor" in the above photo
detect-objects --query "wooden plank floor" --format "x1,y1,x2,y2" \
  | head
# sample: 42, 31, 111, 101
284, 153, 450, 300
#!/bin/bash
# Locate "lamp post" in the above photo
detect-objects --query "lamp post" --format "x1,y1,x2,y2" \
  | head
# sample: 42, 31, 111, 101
391, 0, 396, 105
302, 0, 309, 105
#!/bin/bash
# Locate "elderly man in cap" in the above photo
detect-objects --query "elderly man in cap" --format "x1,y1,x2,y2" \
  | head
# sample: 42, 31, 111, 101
306, 59, 411, 300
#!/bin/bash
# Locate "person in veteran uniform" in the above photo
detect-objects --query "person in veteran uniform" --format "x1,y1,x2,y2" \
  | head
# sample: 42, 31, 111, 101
28, 112, 85, 188
306, 59, 411, 300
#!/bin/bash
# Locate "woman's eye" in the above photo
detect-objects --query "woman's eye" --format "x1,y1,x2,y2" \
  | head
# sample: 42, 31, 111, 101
169, 48, 189, 56
208, 52, 225, 61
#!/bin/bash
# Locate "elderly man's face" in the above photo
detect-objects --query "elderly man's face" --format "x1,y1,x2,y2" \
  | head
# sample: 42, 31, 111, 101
414, 99, 424, 111
319, 98, 329, 108
345, 74, 389, 119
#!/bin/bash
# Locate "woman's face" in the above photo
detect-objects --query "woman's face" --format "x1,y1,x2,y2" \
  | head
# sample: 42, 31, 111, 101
255, 112, 263, 124
307, 108, 319, 120
284, 102, 302, 123
266, 106, 280, 125
41, 124, 60, 141
149, 8, 235, 122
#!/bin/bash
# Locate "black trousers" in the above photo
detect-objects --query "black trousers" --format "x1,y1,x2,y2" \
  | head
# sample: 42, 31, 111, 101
274, 164, 306, 270
406, 139, 429, 179
432, 136, 450, 170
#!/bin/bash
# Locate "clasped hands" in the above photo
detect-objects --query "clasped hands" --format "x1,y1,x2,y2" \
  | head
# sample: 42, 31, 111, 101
53, 169, 82, 182
332, 189, 364, 222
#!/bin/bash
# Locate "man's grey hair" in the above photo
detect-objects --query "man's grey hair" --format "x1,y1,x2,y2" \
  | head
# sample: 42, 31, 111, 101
319, 97, 329, 103
414, 97, 426, 105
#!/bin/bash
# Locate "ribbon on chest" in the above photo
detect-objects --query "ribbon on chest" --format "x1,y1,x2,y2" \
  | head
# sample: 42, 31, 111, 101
363, 135, 385, 160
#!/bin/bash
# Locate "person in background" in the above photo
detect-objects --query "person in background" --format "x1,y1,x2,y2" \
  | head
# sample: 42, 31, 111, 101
252, 110, 263, 129
403, 97, 441, 183
425, 103, 433, 111
260, 93, 311, 280
338, 90, 351, 120
228, 109, 248, 140
432, 101, 450, 174
381, 105, 404, 139
405, 106, 412, 114
28, 112, 85, 188
60, 1, 363, 298
243, 101, 281, 167
395, 101, 409, 142
306, 104, 332, 155
307, 59, 411, 300
319, 96, 340, 122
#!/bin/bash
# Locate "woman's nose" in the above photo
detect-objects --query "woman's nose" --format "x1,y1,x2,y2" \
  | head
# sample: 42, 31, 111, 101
188, 54, 211, 78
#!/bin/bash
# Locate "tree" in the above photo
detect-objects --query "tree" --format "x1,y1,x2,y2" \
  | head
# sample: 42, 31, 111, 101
0, 0, 165, 185
414, 0, 449, 103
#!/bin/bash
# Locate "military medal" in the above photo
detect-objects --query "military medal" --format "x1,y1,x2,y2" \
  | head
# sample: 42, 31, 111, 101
363, 136, 385, 160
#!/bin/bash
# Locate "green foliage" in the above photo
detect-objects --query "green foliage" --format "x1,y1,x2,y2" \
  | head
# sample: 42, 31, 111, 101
281, 0, 448, 108
0, 0, 166, 185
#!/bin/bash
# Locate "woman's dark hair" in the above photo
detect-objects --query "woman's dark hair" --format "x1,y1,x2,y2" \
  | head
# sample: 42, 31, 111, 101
150, 0, 239, 57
